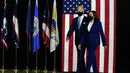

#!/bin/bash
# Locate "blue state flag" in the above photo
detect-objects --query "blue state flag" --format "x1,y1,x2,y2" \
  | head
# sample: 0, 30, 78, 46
26, 0, 31, 51
32, 0, 40, 53
26, 0, 31, 39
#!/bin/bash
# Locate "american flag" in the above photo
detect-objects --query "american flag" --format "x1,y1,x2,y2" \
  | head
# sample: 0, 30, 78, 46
62, 0, 116, 73
1, 9, 8, 49
42, 7, 50, 48
12, 0, 19, 47
1, 0, 7, 49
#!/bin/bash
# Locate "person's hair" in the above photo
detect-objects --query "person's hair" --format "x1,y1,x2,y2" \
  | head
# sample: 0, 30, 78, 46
77, 5, 84, 10
88, 11, 100, 22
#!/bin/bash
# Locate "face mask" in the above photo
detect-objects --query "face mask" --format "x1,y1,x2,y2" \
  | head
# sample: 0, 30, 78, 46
77, 12, 83, 16
88, 16, 94, 21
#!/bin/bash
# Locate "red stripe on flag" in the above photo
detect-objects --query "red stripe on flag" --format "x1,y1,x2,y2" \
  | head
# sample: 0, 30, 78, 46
113, 0, 116, 73
96, 0, 100, 72
68, 15, 74, 72
62, 14, 65, 72
96, 0, 100, 19
104, 0, 110, 73
42, 29, 50, 47
1, 40, 7, 49
1, 29, 7, 49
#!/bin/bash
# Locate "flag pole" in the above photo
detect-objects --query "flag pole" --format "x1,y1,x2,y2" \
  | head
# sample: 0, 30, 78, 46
2, 46, 5, 72
0, 0, 6, 72
52, 0, 58, 72
43, 0, 49, 72
33, 51, 38, 73
25, 31, 29, 73
0, 45, 5, 73
24, 0, 31, 73
52, 49, 56, 73
33, 0, 39, 72
35, 50, 38, 73
25, 37, 29, 73
14, 41, 18, 73
25, 29, 29, 73
25, 23, 29, 73
13, 0, 18, 73
43, 46, 48, 73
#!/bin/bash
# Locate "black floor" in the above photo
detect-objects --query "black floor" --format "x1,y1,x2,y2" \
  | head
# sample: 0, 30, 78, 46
0, 69, 76, 73
0, 69, 104, 73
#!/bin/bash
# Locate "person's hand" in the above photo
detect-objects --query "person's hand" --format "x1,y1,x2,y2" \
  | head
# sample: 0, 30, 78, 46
78, 44, 82, 50
104, 46, 107, 50
66, 36, 69, 42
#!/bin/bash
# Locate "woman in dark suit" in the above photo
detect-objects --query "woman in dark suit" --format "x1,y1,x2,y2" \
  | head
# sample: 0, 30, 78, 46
78, 11, 107, 73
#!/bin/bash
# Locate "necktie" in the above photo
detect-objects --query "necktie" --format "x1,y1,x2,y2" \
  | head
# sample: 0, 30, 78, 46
78, 17, 80, 29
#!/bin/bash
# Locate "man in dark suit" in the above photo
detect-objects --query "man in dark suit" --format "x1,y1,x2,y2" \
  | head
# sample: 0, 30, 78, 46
66, 5, 88, 73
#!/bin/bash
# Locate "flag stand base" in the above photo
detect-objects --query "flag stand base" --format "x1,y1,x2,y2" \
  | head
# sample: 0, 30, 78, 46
24, 69, 29, 73
32, 68, 41, 73
52, 69, 56, 73
13, 69, 19, 73
32, 69, 38, 73
43, 69, 48, 73
0, 69, 6, 73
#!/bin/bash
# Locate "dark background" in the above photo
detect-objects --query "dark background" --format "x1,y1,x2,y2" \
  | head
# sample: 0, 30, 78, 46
0, 0, 130, 72
116, 0, 130, 73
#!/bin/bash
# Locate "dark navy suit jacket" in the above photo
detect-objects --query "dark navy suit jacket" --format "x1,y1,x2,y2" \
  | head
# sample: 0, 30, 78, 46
80, 21, 106, 47
67, 16, 88, 46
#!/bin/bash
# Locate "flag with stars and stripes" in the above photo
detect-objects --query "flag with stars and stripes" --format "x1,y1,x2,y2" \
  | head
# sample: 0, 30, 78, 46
1, 3, 8, 49
62, 0, 116, 73
12, 0, 19, 47
42, 3, 50, 49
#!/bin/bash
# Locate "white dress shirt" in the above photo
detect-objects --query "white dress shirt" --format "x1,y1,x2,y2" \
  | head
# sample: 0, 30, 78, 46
88, 21, 94, 32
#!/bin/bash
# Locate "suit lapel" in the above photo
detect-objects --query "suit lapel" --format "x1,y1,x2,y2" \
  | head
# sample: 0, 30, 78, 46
76, 17, 79, 29
80, 16, 86, 29
81, 16, 85, 25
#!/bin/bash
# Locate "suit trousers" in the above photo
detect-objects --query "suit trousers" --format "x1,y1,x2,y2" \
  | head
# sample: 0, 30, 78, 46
76, 45, 86, 73
85, 45, 98, 73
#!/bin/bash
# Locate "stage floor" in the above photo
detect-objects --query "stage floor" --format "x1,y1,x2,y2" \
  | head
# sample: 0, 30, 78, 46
0, 69, 75, 73
0, 69, 104, 73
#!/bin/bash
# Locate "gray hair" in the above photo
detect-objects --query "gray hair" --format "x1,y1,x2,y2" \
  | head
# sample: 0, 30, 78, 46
77, 5, 84, 10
